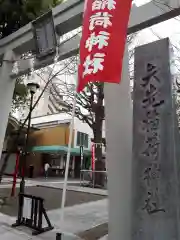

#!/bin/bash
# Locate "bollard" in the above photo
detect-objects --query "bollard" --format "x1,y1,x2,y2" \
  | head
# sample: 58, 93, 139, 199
56, 232, 62, 240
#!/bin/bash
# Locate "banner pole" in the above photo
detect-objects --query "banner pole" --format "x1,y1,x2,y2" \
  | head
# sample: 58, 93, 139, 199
58, 85, 77, 235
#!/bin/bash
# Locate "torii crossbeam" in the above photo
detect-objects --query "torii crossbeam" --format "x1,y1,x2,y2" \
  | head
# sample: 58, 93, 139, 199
0, 0, 180, 78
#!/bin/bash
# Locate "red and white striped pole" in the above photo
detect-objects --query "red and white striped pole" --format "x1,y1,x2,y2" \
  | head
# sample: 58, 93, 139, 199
11, 151, 20, 197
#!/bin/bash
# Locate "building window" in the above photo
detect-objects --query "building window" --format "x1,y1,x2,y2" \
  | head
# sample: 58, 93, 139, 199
77, 132, 89, 148
77, 131, 81, 146
84, 134, 88, 148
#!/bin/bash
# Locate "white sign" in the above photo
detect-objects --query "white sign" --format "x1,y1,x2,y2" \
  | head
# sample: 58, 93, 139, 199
23, 197, 32, 219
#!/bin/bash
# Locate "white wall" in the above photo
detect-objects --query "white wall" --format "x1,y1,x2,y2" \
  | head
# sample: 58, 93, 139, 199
31, 113, 71, 125
73, 118, 93, 150
73, 118, 106, 154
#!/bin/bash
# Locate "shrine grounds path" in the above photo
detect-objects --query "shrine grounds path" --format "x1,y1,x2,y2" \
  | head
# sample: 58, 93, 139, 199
0, 186, 106, 216
0, 179, 108, 239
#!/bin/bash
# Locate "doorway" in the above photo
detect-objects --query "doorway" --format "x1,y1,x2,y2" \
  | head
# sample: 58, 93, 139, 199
74, 156, 81, 178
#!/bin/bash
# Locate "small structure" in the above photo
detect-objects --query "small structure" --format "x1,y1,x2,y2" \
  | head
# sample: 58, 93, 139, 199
26, 113, 96, 178
0, 116, 38, 177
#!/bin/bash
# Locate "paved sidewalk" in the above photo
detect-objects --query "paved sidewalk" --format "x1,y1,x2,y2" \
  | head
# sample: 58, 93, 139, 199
37, 182, 108, 196
0, 224, 81, 240
48, 199, 108, 234
1, 178, 108, 196
99, 235, 108, 239
0, 178, 108, 239
1, 177, 80, 185
0, 178, 80, 189
0, 198, 108, 239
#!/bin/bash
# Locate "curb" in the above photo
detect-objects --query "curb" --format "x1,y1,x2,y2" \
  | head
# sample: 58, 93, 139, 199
35, 184, 108, 196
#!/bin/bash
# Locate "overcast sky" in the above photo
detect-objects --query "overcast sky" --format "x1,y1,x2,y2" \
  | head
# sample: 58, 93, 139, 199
131, 0, 180, 73
133, 0, 180, 42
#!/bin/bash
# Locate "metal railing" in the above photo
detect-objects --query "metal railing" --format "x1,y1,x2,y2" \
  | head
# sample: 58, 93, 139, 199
12, 193, 53, 235
80, 170, 107, 188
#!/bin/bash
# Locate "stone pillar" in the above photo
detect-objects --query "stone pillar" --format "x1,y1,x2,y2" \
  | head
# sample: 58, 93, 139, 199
132, 38, 180, 240
104, 46, 132, 240
0, 51, 16, 160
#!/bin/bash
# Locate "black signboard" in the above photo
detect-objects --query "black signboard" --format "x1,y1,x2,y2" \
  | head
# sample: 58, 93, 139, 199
32, 11, 57, 59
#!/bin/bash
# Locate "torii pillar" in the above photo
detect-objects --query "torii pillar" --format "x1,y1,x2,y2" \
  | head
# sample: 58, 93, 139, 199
104, 46, 132, 240
104, 0, 180, 239
0, 51, 16, 160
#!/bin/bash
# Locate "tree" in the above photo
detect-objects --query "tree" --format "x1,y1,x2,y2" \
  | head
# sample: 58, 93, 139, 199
0, 57, 75, 184
11, 78, 29, 113
0, 0, 135, 186
0, 0, 63, 38
75, 82, 105, 186
40, 34, 136, 186
0, 0, 63, 183
0, 0, 63, 111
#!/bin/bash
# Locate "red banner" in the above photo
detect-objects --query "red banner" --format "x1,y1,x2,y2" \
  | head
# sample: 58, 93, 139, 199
78, 0, 132, 92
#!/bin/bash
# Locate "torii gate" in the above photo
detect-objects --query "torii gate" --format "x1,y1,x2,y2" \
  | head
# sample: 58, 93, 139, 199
0, 0, 180, 239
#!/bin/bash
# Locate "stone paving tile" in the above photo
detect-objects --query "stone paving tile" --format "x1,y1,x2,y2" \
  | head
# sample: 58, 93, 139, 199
0, 186, 106, 217
1, 231, 27, 240
0, 228, 81, 240
0, 221, 82, 240
99, 235, 108, 240
8, 199, 108, 238
48, 199, 108, 234
78, 223, 108, 240
0, 224, 31, 240
29, 231, 81, 240
0, 179, 108, 239
0, 224, 11, 235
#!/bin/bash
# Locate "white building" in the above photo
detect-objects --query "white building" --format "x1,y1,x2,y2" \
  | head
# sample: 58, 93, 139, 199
31, 112, 105, 151
25, 113, 105, 178
20, 68, 69, 118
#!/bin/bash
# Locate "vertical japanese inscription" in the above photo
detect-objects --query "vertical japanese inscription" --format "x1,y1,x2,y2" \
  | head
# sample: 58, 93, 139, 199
83, 0, 116, 77
140, 63, 165, 215
132, 38, 180, 240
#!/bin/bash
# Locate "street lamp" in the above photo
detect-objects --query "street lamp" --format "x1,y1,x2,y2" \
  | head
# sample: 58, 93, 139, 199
19, 82, 40, 194
27, 82, 40, 95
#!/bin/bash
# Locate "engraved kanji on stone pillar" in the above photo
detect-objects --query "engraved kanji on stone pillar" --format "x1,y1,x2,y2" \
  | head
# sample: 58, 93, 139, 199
132, 38, 180, 240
